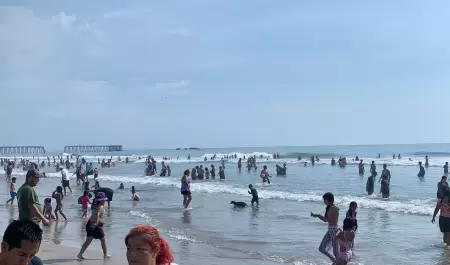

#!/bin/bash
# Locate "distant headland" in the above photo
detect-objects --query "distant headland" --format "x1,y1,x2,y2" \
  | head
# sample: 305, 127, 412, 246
176, 147, 200, 150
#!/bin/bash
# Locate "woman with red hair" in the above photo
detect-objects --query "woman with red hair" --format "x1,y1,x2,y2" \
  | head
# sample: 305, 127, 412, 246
125, 225, 177, 265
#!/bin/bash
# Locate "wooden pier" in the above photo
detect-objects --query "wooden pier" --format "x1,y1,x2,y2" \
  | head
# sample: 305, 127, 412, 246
0, 146, 46, 155
63, 145, 123, 153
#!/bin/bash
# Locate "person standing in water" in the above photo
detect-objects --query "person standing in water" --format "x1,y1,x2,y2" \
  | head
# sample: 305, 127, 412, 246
358, 160, 364, 175
181, 170, 192, 209
52, 186, 67, 221
336, 218, 356, 265
370, 161, 376, 174
366, 171, 376, 195
379, 164, 391, 183
311, 192, 340, 263
380, 175, 390, 198
248, 184, 259, 206
78, 192, 110, 259
260, 165, 271, 184
418, 162, 426, 178
131, 186, 140, 201
237, 158, 242, 173
444, 162, 449, 175
432, 189, 450, 247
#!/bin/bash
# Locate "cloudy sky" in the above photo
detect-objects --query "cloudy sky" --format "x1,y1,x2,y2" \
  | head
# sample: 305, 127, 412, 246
1, 0, 449, 151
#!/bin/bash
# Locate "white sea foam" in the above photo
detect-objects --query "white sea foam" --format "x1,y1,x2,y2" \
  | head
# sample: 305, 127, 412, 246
2, 150, 449, 167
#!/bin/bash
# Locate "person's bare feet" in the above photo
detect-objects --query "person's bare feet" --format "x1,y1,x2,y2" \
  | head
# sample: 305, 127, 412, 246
104, 254, 111, 259
77, 254, 86, 260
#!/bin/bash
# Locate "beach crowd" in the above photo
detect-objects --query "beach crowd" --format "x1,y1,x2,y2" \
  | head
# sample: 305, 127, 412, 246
0, 168, 178, 265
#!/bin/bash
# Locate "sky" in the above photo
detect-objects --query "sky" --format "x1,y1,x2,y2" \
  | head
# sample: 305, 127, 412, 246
1, 0, 450, 151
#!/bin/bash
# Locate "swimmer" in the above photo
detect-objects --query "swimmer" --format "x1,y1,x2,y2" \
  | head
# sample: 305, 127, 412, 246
119, 183, 124, 189
131, 186, 140, 201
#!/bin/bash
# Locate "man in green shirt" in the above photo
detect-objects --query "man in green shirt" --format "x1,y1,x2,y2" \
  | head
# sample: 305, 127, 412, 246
17, 169, 49, 226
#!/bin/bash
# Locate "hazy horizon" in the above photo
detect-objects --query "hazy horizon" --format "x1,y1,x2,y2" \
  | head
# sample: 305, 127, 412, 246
1, 0, 449, 150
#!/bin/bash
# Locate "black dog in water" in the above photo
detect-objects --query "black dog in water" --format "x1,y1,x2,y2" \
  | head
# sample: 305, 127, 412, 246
230, 201, 248, 208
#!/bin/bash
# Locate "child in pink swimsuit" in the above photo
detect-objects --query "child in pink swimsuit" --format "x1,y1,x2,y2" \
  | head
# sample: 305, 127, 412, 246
336, 217, 356, 265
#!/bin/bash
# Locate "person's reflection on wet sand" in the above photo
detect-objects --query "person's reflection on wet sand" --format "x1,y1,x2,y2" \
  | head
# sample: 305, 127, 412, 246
182, 210, 191, 224
7, 205, 16, 224
52, 221, 68, 244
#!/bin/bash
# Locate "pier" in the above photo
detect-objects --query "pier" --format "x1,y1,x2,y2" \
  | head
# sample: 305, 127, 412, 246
63, 145, 123, 153
0, 146, 46, 155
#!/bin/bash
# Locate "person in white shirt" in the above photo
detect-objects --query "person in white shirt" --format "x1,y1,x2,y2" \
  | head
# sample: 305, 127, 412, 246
60, 168, 72, 195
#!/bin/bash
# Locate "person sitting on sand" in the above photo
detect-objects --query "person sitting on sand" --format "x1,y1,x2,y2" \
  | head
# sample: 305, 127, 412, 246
78, 192, 111, 259
0, 219, 44, 265
131, 186, 140, 201
125, 225, 178, 265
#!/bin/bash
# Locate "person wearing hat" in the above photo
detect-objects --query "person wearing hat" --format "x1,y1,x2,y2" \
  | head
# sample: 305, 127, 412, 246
94, 185, 114, 209
17, 169, 49, 226
77, 192, 110, 259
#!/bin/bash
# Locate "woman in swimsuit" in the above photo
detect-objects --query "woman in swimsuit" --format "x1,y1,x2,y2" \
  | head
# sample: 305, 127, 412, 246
125, 225, 177, 265
77, 192, 110, 259
432, 190, 450, 247
336, 217, 356, 265
181, 170, 192, 209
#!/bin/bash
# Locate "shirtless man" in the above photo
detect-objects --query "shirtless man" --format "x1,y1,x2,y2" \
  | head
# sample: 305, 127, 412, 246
311, 192, 340, 264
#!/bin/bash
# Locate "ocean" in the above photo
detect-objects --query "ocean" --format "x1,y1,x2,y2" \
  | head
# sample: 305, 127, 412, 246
1, 143, 450, 265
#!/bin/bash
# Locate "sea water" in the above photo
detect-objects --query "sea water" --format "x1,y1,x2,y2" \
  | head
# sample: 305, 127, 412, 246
3, 143, 450, 265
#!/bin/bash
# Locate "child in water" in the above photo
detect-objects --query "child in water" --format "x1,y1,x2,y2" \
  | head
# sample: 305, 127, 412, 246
131, 186, 140, 201
366, 171, 376, 195
336, 218, 356, 265
52, 186, 67, 221
5, 177, 16, 205
345, 201, 358, 231
43, 198, 55, 220
80, 191, 92, 218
